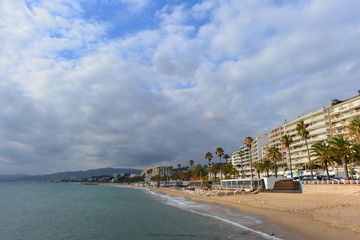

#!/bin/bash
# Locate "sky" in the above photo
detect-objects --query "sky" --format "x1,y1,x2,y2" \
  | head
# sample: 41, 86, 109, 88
1, 0, 360, 175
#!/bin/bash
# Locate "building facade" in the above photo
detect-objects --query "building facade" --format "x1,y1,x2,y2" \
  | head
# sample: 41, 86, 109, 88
144, 166, 171, 182
329, 94, 360, 138
232, 134, 269, 178
283, 107, 331, 169
267, 125, 287, 165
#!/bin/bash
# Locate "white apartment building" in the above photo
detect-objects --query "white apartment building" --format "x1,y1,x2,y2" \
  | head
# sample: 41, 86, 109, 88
329, 94, 360, 138
232, 134, 269, 178
283, 107, 331, 169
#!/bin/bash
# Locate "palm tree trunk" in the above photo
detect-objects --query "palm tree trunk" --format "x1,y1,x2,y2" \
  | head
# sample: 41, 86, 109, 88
325, 162, 330, 180
219, 157, 222, 180
349, 163, 354, 180
342, 157, 349, 180
249, 147, 253, 178
288, 149, 293, 178
304, 138, 313, 179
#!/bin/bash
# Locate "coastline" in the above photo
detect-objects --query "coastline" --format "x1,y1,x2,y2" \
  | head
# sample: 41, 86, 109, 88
117, 184, 360, 240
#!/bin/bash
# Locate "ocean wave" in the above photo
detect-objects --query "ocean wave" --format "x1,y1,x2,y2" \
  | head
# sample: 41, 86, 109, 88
145, 189, 282, 240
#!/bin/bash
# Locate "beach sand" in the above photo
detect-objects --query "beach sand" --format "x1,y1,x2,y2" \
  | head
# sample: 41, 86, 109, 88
145, 187, 360, 240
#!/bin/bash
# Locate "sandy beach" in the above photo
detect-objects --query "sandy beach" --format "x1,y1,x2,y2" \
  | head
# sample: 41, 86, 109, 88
137, 186, 360, 240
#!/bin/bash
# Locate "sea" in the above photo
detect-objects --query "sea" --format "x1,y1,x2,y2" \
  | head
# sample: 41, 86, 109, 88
0, 182, 305, 240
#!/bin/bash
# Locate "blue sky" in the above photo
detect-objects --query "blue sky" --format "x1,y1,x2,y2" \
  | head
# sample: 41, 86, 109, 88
1, 0, 360, 174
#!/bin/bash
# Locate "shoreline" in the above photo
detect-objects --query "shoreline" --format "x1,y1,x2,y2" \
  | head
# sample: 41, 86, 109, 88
116, 184, 360, 240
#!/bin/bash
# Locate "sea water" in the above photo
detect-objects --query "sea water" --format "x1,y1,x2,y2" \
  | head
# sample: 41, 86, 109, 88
0, 183, 303, 240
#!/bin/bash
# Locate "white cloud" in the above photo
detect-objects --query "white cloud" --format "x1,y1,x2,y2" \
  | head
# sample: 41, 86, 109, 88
1, 0, 360, 174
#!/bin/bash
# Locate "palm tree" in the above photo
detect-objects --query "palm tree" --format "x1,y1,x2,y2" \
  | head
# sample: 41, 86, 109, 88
281, 134, 294, 178
205, 152, 213, 165
189, 160, 194, 171
166, 166, 173, 182
328, 135, 353, 180
266, 146, 282, 177
235, 164, 242, 178
310, 141, 333, 180
295, 120, 313, 179
215, 147, 224, 179
253, 161, 264, 178
223, 154, 230, 164
348, 116, 360, 144
244, 137, 254, 178
221, 163, 235, 179
262, 158, 272, 177
210, 163, 219, 180
177, 163, 182, 169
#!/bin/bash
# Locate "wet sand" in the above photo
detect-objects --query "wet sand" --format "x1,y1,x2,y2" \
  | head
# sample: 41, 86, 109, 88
146, 187, 360, 240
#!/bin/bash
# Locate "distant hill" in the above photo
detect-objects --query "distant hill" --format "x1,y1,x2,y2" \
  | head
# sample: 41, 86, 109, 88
0, 174, 30, 180
0, 168, 142, 181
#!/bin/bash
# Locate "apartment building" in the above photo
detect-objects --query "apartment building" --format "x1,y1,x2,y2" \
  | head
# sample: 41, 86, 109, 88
251, 134, 269, 163
231, 92, 360, 177
329, 94, 360, 138
232, 134, 269, 178
283, 107, 331, 169
144, 166, 171, 181
267, 125, 287, 165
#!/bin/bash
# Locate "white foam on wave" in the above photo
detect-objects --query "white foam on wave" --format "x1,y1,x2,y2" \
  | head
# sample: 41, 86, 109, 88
145, 190, 282, 240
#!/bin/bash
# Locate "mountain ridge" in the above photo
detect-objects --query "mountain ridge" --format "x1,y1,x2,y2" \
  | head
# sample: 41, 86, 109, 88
0, 167, 142, 181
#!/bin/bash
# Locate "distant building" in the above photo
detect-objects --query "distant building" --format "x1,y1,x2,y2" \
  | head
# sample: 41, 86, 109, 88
232, 134, 268, 178
130, 172, 142, 178
144, 166, 171, 182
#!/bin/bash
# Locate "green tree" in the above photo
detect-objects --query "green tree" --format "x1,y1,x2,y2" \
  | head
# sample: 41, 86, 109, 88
296, 120, 313, 179
210, 163, 219, 180
310, 141, 334, 180
244, 137, 254, 178
177, 163, 182, 169
221, 163, 236, 179
166, 166, 173, 181
189, 160, 194, 171
266, 146, 282, 177
215, 147, 224, 179
253, 161, 264, 178
205, 152, 213, 164
262, 158, 272, 177
348, 116, 360, 144
281, 134, 294, 178
328, 135, 353, 180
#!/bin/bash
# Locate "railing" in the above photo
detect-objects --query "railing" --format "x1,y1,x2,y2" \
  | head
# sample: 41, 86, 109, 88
300, 180, 360, 184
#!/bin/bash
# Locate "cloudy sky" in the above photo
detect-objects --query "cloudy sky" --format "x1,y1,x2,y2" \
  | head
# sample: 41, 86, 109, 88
1, 0, 360, 175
